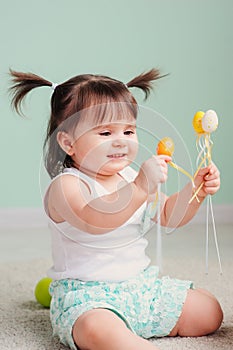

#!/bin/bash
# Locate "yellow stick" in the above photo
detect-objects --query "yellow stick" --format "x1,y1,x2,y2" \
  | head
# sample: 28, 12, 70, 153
193, 156, 207, 179
169, 161, 194, 183
169, 161, 200, 202
189, 181, 204, 204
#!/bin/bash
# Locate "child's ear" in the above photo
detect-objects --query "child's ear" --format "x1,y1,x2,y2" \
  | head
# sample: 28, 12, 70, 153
57, 131, 74, 156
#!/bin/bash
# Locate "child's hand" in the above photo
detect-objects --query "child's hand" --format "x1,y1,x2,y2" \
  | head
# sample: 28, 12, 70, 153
134, 155, 172, 195
194, 162, 220, 198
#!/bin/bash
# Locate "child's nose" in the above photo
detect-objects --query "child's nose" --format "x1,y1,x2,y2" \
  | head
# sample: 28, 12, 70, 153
112, 137, 127, 148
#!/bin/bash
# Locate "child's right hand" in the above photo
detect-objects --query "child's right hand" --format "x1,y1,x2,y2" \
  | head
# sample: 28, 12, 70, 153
134, 155, 171, 195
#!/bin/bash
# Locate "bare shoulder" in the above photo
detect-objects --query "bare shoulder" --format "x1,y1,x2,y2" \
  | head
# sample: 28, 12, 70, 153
47, 174, 92, 223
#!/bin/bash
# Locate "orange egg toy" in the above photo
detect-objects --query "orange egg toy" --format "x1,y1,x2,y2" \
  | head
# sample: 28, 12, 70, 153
157, 137, 174, 156
157, 137, 195, 184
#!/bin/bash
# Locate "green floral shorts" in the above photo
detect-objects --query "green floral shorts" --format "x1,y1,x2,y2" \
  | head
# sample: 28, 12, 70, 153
49, 266, 193, 349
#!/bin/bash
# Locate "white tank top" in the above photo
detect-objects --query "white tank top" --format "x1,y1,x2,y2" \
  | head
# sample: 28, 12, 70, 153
44, 166, 151, 282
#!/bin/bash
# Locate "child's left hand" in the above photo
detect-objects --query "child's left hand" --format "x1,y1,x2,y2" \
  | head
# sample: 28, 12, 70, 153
194, 162, 220, 199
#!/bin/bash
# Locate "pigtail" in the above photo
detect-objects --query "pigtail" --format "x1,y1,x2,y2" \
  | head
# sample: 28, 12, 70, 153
126, 68, 165, 100
9, 69, 52, 116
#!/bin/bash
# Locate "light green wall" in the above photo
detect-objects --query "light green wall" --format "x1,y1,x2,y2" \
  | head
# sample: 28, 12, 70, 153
0, 0, 232, 207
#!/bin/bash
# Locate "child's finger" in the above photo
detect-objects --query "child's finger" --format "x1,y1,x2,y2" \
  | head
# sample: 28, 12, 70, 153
204, 178, 220, 188
204, 168, 220, 181
153, 155, 172, 162
196, 166, 210, 178
204, 185, 220, 195
197, 162, 219, 179
207, 161, 219, 175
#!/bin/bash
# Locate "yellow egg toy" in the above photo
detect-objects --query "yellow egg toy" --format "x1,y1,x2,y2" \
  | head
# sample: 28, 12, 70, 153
157, 137, 174, 156
192, 111, 205, 134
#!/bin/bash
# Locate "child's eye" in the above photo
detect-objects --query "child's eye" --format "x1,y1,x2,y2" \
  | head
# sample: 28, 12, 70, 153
99, 131, 111, 136
124, 130, 135, 135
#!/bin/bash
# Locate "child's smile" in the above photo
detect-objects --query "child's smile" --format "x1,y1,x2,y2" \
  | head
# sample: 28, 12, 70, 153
107, 152, 127, 159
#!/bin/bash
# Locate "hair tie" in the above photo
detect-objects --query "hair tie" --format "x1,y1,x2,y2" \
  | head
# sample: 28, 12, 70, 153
51, 82, 58, 91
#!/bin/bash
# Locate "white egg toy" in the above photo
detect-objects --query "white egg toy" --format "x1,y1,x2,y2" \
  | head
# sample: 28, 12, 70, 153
201, 110, 218, 133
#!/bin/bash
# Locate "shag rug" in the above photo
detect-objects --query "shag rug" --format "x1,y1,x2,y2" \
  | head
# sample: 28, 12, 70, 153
0, 257, 232, 350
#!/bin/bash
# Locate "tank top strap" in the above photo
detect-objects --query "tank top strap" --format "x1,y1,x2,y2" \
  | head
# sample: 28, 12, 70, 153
62, 167, 108, 198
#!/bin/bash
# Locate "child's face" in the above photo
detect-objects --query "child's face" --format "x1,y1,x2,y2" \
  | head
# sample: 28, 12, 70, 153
70, 120, 138, 177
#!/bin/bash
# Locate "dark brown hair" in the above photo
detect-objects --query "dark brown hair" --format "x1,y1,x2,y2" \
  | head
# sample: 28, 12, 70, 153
9, 68, 163, 178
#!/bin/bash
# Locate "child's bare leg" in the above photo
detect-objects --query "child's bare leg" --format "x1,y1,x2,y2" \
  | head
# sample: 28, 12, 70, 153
73, 309, 159, 350
169, 288, 223, 337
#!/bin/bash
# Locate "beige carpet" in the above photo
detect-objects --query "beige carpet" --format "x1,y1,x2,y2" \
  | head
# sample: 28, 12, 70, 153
0, 254, 232, 350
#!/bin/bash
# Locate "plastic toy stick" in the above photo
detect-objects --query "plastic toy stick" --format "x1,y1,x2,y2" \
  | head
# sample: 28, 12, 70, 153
157, 137, 199, 201
156, 183, 162, 271
209, 195, 223, 274
205, 196, 209, 274
155, 136, 196, 270
157, 137, 196, 187
189, 181, 204, 203
169, 161, 194, 183
190, 110, 217, 201
192, 110, 222, 274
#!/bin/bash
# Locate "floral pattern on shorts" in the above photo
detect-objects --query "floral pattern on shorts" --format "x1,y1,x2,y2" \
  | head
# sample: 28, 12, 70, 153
49, 266, 193, 350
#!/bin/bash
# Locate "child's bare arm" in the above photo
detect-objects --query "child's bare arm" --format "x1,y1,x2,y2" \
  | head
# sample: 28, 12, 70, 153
48, 155, 171, 234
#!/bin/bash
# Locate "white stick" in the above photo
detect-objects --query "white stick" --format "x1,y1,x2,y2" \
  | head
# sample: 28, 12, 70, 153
209, 196, 223, 274
205, 196, 209, 274
156, 183, 162, 272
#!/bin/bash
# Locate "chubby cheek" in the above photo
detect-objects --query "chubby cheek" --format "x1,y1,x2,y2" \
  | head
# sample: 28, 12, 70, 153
77, 142, 109, 168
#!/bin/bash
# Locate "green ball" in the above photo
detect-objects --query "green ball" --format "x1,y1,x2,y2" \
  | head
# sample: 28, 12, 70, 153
34, 277, 53, 308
